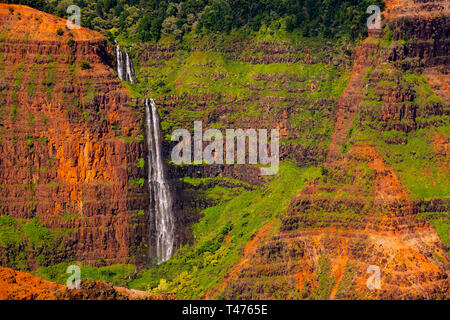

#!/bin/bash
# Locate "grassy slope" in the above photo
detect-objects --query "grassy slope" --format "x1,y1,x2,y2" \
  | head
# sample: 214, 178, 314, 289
36, 163, 321, 298
130, 163, 321, 298
128, 35, 350, 154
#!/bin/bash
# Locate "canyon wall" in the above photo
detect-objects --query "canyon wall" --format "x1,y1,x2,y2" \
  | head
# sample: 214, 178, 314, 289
0, 1, 447, 300
0, 4, 149, 268
212, 0, 450, 299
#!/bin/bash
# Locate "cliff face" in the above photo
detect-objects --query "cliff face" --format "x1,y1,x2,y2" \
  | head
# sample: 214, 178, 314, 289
211, 0, 449, 300
0, 4, 149, 268
0, 2, 448, 300
218, 146, 448, 299
387, 0, 449, 66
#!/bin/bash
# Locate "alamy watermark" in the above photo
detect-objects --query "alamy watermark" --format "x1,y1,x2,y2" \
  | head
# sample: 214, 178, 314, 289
66, 265, 81, 289
367, 5, 382, 30
66, 5, 81, 30
366, 265, 381, 290
171, 121, 279, 176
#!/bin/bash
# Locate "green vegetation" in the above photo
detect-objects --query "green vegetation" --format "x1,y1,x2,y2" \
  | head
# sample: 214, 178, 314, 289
22, 217, 53, 245
130, 178, 145, 187
137, 158, 145, 168
416, 211, 449, 258
67, 38, 74, 47
130, 41, 349, 165
0, 215, 70, 269
126, 163, 320, 298
32, 163, 320, 297
181, 176, 254, 190
349, 66, 449, 200
80, 60, 91, 70
83, 86, 96, 105
10, 105, 18, 120
36, 263, 137, 287
13, 62, 25, 86
314, 255, 336, 299
345, 64, 449, 256
8, 0, 384, 43
2, 0, 447, 301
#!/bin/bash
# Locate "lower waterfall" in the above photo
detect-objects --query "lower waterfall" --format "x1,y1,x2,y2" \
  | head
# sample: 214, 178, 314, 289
144, 98, 175, 264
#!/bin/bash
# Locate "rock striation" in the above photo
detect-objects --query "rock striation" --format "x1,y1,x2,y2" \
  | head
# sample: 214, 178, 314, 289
0, 4, 149, 267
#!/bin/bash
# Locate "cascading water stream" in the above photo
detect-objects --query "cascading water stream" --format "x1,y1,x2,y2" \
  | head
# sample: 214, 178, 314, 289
124, 48, 135, 83
116, 44, 173, 263
116, 44, 134, 83
116, 44, 124, 81
144, 98, 175, 264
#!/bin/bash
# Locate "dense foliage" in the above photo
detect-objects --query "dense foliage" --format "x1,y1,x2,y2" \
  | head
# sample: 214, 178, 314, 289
5, 0, 384, 42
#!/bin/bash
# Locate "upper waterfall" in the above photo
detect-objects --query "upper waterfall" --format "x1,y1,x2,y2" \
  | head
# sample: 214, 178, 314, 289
116, 44, 135, 83
144, 98, 175, 264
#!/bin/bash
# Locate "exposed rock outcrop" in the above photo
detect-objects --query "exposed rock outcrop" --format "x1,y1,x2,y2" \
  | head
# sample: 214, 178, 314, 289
0, 266, 173, 300
0, 4, 149, 267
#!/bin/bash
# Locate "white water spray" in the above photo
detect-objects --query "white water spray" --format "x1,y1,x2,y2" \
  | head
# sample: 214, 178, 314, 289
124, 47, 135, 83
116, 44, 135, 83
144, 98, 175, 264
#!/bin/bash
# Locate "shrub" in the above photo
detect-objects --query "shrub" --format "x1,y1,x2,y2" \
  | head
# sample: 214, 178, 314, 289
56, 28, 64, 36
22, 217, 53, 245
130, 178, 145, 187
67, 38, 74, 47
80, 61, 91, 70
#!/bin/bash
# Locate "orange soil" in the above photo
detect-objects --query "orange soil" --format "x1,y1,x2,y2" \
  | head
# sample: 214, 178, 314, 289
384, 0, 449, 19
294, 255, 315, 297
220, 0, 449, 299
0, 266, 171, 300
329, 237, 349, 299
0, 4, 103, 41
432, 133, 450, 175
384, 0, 404, 19
0, 266, 64, 300
433, 133, 449, 157
353, 144, 409, 201
225, 232, 230, 247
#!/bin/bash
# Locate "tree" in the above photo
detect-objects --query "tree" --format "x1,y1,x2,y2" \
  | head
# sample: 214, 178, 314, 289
161, 16, 182, 39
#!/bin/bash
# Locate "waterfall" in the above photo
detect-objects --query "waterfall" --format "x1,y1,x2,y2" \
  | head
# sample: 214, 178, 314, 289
144, 98, 175, 264
116, 44, 124, 81
116, 44, 135, 83
124, 48, 135, 84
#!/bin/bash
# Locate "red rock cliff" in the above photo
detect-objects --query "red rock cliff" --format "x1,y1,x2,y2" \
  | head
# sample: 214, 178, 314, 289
0, 4, 149, 268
